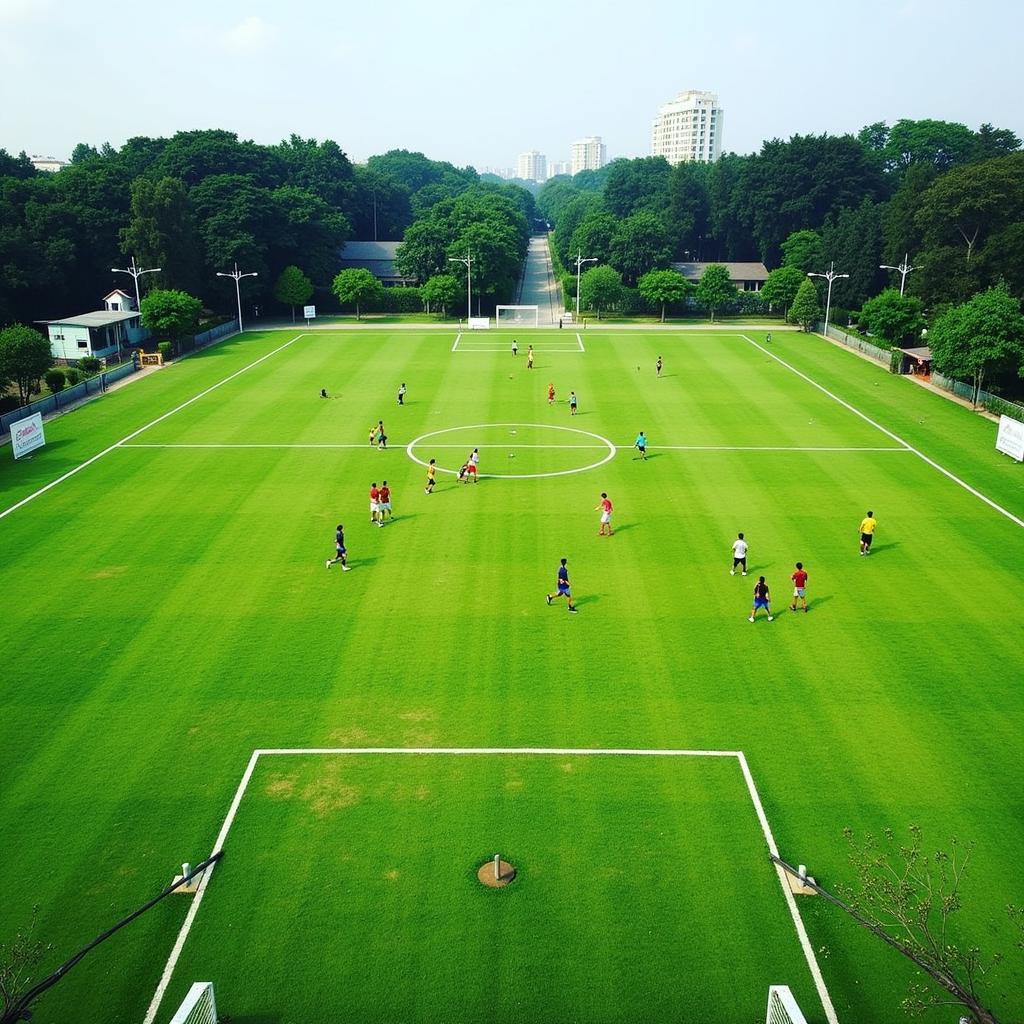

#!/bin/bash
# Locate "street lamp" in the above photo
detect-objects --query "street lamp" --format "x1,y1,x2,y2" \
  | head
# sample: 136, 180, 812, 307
879, 253, 916, 296
111, 256, 160, 361
448, 251, 473, 322
574, 249, 597, 321
807, 261, 849, 335
216, 263, 258, 332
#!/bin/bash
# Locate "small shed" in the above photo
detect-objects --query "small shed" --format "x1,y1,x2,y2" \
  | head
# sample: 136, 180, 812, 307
898, 346, 932, 378
103, 289, 137, 312
337, 241, 416, 287
671, 261, 770, 292
41, 310, 145, 363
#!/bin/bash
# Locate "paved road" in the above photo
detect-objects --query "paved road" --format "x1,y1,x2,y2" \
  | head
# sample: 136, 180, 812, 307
515, 235, 561, 325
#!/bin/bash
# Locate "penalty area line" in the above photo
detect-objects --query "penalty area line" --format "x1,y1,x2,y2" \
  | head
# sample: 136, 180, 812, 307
0, 333, 307, 524
740, 334, 1024, 530
451, 333, 462, 351
143, 746, 837, 1024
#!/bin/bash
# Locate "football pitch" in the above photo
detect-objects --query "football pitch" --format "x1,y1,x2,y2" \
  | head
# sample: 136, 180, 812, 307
1, 326, 1022, 1024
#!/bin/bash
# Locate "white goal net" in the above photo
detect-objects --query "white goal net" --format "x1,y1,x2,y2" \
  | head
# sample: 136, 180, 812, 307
496, 305, 539, 327
766, 985, 809, 1024
169, 982, 217, 1024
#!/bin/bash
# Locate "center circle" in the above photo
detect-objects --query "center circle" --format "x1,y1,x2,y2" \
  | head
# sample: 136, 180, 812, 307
405, 423, 617, 480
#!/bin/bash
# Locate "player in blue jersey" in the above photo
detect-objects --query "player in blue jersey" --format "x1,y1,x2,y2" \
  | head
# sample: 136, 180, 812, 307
326, 524, 351, 571
634, 431, 648, 460
546, 558, 577, 613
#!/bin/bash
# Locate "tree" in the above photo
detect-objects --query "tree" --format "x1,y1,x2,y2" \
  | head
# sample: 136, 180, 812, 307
0, 325, 53, 404
602, 156, 672, 218
637, 269, 692, 322
609, 211, 672, 286
789, 279, 821, 331
858, 289, 925, 346
420, 274, 461, 316
781, 229, 824, 274
694, 264, 737, 322
883, 118, 977, 173
0, 907, 50, 1024
273, 266, 314, 322
842, 827, 1003, 1023
568, 211, 617, 269
759, 265, 805, 318
579, 265, 623, 320
332, 268, 382, 320
139, 289, 202, 343
928, 284, 1024, 406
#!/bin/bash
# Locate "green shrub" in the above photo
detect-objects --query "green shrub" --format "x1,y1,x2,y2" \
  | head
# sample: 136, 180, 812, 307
158, 341, 173, 361
65, 368, 81, 385
44, 368, 66, 393
78, 356, 101, 375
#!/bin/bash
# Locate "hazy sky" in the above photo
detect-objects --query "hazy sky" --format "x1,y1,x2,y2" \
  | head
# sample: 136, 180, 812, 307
2, 0, 1022, 171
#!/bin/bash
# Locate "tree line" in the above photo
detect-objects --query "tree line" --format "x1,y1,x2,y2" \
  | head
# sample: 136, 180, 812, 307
0, 133, 535, 326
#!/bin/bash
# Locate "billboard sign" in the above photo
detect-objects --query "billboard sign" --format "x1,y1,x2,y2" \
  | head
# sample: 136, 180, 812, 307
995, 414, 1024, 462
11, 412, 45, 459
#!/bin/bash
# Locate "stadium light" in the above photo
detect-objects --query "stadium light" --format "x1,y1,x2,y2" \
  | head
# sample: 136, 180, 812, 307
807, 261, 849, 335
111, 256, 160, 361
574, 249, 598, 321
448, 251, 473, 321
216, 263, 258, 333
879, 253, 916, 296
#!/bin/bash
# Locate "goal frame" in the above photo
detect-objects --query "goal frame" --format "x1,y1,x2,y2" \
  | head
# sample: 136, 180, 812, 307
495, 305, 540, 327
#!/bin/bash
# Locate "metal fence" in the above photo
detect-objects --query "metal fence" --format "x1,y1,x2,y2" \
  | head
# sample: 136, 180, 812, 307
1, 360, 138, 436
816, 322, 893, 365
178, 319, 238, 355
931, 372, 1024, 422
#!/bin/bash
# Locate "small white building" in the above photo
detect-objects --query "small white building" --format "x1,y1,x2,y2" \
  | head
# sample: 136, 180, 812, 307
42, 310, 144, 363
103, 289, 137, 312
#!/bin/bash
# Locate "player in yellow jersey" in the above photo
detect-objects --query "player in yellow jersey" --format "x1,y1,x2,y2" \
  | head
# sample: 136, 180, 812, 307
859, 510, 878, 555
424, 458, 437, 495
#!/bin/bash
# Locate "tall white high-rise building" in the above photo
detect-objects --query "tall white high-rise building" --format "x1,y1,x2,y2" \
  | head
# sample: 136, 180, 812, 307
516, 151, 548, 182
651, 91, 724, 164
570, 137, 607, 176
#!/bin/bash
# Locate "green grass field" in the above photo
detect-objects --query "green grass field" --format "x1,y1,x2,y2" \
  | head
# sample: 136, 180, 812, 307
1, 326, 1022, 1024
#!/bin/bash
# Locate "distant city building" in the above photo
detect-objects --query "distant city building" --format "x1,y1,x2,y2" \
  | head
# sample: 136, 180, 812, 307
549, 160, 571, 177
516, 151, 547, 182
479, 166, 515, 180
570, 137, 607, 176
31, 155, 69, 173
651, 90, 724, 164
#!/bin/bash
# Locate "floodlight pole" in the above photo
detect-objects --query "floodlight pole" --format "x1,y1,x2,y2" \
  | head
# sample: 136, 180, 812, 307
807, 261, 849, 335
111, 256, 161, 362
216, 262, 258, 333
449, 251, 473, 321
879, 253, 916, 296
574, 249, 597, 321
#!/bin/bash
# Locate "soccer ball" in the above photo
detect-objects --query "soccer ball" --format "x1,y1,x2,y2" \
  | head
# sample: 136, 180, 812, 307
508, 452, 515, 458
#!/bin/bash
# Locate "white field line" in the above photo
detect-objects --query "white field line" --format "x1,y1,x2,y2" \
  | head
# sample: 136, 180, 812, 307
114, 442, 910, 454
577, 332, 585, 352
740, 334, 1024, 529
453, 347, 583, 353
144, 746, 836, 1024
451, 333, 461, 351
653, 445, 908, 453
736, 752, 839, 1024
121, 443, 370, 450
0, 333, 307, 524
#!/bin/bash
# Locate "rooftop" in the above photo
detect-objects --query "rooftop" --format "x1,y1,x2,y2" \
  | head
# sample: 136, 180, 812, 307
672, 261, 769, 282
41, 310, 141, 327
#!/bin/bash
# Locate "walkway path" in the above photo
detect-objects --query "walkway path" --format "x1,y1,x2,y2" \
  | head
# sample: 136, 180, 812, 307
516, 235, 561, 325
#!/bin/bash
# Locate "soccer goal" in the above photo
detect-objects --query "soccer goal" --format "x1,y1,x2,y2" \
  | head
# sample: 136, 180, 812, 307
495, 305, 540, 327
766, 985, 810, 1024
169, 982, 217, 1024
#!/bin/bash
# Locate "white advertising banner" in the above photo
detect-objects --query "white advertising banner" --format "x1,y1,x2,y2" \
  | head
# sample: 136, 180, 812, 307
303, 305, 316, 319
11, 412, 45, 459
995, 414, 1024, 462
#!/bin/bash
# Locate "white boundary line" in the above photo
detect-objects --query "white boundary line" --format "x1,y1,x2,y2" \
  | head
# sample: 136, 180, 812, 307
653, 445, 908, 453
144, 746, 837, 1024
0, 334, 307, 523
116, 442, 908, 454
577, 332, 585, 352
120, 443, 370, 450
740, 334, 1024, 530
451, 333, 462, 352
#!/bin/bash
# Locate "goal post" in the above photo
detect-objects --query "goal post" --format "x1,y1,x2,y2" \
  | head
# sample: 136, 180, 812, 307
495, 305, 540, 327
169, 982, 217, 1024
766, 985, 809, 1024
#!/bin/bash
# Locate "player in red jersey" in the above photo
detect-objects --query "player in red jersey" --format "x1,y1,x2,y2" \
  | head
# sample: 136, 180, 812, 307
378, 481, 392, 524
548, 382, 556, 405
790, 562, 808, 612
369, 482, 381, 526
596, 492, 613, 536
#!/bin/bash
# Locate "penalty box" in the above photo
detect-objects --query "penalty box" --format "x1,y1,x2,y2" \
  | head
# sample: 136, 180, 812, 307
147, 748, 836, 1024
452, 330, 585, 352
